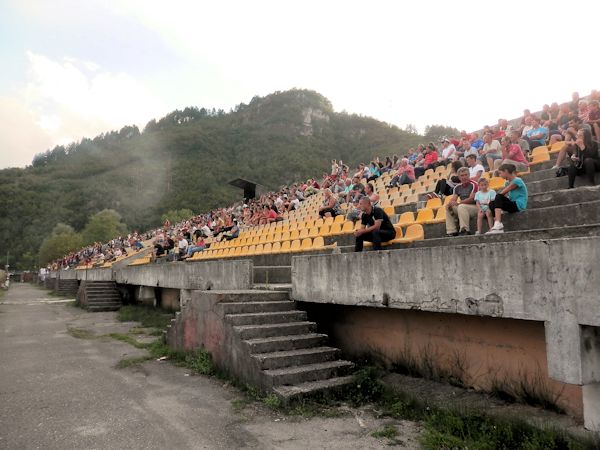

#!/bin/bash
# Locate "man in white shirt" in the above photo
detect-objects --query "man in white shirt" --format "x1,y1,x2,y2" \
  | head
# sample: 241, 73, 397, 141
480, 131, 502, 171
440, 139, 457, 162
177, 235, 189, 257
466, 154, 484, 182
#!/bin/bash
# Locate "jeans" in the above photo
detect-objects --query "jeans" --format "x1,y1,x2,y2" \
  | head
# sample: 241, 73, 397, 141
389, 173, 414, 187
355, 228, 396, 252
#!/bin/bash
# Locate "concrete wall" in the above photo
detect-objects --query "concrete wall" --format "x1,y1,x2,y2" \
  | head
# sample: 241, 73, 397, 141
301, 302, 583, 419
292, 237, 600, 384
115, 260, 252, 290
57, 270, 77, 280
75, 268, 113, 282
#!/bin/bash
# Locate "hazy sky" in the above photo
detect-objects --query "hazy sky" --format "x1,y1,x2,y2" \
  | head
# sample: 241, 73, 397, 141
1, 0, 598, 169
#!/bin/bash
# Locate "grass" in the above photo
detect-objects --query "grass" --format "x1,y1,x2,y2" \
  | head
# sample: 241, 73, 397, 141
117, 305, 174, 329
67, 327, 96, 339
116, 356, 153, 369
349, 366, 599, 450
371, 425, 398, 439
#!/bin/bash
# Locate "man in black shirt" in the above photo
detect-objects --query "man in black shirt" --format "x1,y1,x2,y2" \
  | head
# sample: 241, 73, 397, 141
354, 197, 396, 252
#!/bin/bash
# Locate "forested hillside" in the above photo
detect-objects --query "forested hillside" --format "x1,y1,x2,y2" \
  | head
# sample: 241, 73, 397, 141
0, 89, 425, 268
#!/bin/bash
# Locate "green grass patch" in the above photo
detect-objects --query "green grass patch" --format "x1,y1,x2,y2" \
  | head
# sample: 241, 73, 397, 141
67, 327, 96, 340
262, 394, 281, 409
107, 333, 147, 349
117, 304, 174, 329
371, 425, 398, 439
116, 356, 153, 369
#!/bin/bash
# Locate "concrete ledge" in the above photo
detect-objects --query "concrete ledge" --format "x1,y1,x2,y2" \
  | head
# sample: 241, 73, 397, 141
57, 270, 77, 280
75, 268, 113, 282
116, 259, 252, 290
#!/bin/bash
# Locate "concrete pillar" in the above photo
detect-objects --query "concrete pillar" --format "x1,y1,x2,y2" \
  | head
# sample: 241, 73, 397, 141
137, 286, 156, 307
581, 326, 600, 384
583, 383, 600, 431
545, 319, 583, 384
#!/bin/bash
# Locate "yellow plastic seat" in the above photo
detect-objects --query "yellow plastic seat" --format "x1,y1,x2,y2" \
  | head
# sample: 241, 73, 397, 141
425, 197, 442, 210
403, 194, 418, 204
299, 238, 312, 251
254, 244, 264, 255
247, 245, 256, 256
341, 221, 354, 234
530, 151, 550, 165
273, 232, 282, 242
299, 228, 309, 239
239, 246, 249, 256
549, 141, 565, 154
306, 227, 318, 238
263, 243, 272, 254
290, 239, 301, 252
531, 145, 549, 157
415, 208, 434, 224
290, 230, 300, 240
383, 206, 395, 217
429, 207, 446, 224
489, 177, 506, 190
334, 214, 345, 223
398, 212, 415, 226
280, 240, 291, 253
272, 242, 282, 253
394, 224, 425, 243
327, 223, 341, 236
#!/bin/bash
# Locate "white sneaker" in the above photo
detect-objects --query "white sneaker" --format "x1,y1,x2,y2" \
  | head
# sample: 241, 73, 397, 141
486, 228, 504, 234
491, 222, 504, 231
474, 231, 481, 235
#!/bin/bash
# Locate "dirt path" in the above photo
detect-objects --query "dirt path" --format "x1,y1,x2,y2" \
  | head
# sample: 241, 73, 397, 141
0, 284, 421, 449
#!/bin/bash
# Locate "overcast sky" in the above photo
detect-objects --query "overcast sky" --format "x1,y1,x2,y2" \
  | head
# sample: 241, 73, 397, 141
1, 0, 598, 169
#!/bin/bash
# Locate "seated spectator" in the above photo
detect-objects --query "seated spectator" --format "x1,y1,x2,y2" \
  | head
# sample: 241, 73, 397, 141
480, 131, 502, 170
510, 130, 530, 156
487, 163, 528, 234
354, 197, 396, 252
318, 189, 342, 218
387, 158, 415, 188
346, 183, 366, 221
466, 154, 484, 182
557, 103, 572, 131
366, 161, 381, 182
365, 183, 380, 207
525, 116, 549, 149
267, 205, 282, 223
586, 100, 600, 142
429, 160, 463, 199
177, 235, 189, 257
520, 115, 533, 137
185, 237, 206, 258
474, 178, 496, 235
566, 128, 600, 189
445, 167, 478, 236
498, 118, 513, 136
470, 133, 484, 151
407, 147, 419, 165
222, 220, 240, 240
494, 136, 529, 173
553, 129, 577, 169
414, 143, 439, 178
439, 138, 457, 162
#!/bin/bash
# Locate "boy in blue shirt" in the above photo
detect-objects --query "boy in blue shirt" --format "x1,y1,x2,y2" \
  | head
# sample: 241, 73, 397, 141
486, 163, 528, 234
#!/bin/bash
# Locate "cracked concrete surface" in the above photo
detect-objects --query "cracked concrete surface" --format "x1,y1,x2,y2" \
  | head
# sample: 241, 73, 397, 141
0, 284, 421, 449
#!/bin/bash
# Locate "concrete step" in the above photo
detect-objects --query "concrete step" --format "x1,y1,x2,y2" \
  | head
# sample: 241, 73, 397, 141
88, 305, 121, 311
215, 290, 290, 303
273, 375, 355, 402
410, 224, 600, 250
264, 360, 354, 386
527, 174, 594, 194
225, 311, 307, 326
86, 297, 122, 303
85, 291, 120, 297
252, 283, 292, 293
219, 301, 295, 315
234, 322, 316, 340
253, 266, 292, 284
244, 333, 328, 353
528, 185, 600, 210
252, 346, 339, 370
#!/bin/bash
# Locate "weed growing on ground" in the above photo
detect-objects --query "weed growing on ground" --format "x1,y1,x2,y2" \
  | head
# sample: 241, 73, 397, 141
262, 394, 281, 409
116, 356, 153, 369
67, 327, 96, 340
117, 305, 174, 329
108, 333, 147, 349
371, 424, 398, 439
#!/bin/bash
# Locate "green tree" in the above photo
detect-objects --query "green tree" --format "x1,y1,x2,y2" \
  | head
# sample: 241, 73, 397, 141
81, 209, 128, 245
424, 125, 461, 143
38, 224, 83, 266
161, 209, 194, 225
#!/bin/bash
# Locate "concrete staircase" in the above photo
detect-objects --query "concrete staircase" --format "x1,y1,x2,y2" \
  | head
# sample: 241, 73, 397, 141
55, 278, 78, 297
77, 281, 122, 311
166, 290, 354, 403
